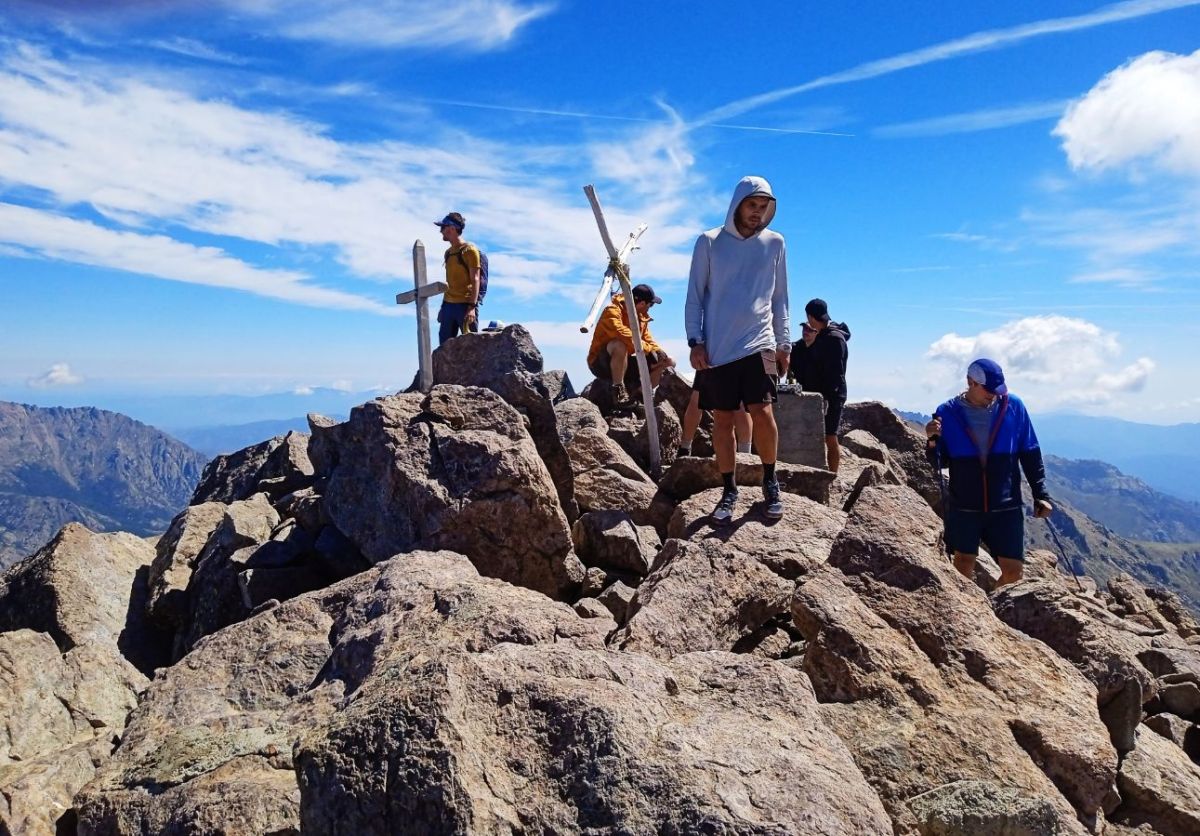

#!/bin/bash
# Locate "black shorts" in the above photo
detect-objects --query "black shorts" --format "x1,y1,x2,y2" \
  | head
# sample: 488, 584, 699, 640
589, 348, 666, 385
697, 350, 777, 411
823, 396, 845, 436
945, 507, 1025, 561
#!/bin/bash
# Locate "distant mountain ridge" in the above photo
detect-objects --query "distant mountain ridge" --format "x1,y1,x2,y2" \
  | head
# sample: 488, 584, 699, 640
0, 401, 208, 569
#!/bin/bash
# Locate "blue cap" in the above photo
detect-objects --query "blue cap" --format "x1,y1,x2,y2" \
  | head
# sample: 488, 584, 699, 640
434, 213, 464, 231
967, 358, 1008, 396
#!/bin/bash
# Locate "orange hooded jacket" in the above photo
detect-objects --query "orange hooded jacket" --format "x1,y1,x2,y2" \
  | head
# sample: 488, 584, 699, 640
586, 293, 662, 366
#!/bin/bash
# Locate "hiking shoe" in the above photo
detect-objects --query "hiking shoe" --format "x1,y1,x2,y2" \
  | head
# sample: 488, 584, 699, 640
711, 488, 738, 525
611, 383, 634, 409
763, 479, 783, 520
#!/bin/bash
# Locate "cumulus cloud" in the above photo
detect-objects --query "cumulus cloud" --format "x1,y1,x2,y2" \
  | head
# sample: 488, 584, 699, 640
925, 315, 1155, 406
27, 362, 83, 388
1055, 48, 1200, 175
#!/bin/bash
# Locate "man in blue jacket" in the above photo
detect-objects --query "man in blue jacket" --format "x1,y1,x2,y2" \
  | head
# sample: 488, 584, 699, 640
925, 359, 1053, 587
685, 176, 791, 523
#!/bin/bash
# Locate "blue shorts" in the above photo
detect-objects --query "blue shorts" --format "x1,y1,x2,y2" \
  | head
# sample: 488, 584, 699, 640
945, 506, 1025, 561
437, 302, 477, 345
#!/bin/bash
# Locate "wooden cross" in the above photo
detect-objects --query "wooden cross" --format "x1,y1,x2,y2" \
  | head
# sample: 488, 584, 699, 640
395, 240, 446, 393
580, 185, 661, 478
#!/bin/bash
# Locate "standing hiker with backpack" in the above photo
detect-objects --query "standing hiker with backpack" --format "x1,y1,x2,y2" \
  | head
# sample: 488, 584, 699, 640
924, 358, 1053, 588
685, 175, 791, 524
434, 212, 488, 345
794, 298, 850, 473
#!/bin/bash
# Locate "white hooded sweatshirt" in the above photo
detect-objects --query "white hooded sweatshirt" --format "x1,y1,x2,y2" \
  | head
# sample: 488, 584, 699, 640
684, 176, 791, 369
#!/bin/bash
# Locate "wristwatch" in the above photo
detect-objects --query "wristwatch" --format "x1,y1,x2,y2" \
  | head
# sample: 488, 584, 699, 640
687, 338, 703, 348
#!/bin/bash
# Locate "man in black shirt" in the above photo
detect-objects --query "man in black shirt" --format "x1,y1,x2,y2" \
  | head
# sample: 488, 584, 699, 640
794, 299, 849, 473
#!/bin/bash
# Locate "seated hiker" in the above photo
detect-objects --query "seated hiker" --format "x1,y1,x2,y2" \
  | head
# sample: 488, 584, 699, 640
794, 299, 850, 473
434, 211, 481, 346
587, 283, 674, 406
925, 358, 1054, 588
679, 379, 751, 457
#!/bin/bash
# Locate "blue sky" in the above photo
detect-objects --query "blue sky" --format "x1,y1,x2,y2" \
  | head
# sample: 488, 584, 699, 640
1, 0, 1199, 427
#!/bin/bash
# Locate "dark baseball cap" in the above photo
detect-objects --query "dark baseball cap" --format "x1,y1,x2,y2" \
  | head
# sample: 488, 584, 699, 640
632, 284, 661, 305
805, 298, 830, 323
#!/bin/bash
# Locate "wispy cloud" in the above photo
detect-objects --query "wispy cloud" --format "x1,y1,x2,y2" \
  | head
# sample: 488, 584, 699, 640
694, 0, 1200, 126
143, 36, 251, 65
26, 362, 83, 388
1069, 267, 1159, 286
875, 100, 1068, 138
0, 202, 398, 314
230, 0, 554, 50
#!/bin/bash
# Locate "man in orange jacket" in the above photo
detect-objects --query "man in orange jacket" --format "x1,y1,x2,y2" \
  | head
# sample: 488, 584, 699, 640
587, 283, 675, 406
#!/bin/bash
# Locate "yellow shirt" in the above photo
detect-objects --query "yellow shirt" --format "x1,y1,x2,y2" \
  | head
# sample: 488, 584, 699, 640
443, 243, 481, 304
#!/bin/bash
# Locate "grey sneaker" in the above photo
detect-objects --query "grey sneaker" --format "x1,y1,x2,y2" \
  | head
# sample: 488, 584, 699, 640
763, 479, 783, 519
712, 488, 738, 525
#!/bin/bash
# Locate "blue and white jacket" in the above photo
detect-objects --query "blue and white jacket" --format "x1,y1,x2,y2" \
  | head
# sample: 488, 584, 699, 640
927, 393, 1050, 512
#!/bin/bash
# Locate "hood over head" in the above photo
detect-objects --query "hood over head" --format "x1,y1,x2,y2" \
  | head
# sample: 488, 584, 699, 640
723, 176, 776, 238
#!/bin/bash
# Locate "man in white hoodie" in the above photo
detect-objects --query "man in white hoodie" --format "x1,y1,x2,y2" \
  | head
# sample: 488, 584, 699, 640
685, 176, 791, 523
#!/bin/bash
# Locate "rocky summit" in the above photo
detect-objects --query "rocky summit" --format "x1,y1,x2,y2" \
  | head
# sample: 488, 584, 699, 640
3, 325, 1200, 835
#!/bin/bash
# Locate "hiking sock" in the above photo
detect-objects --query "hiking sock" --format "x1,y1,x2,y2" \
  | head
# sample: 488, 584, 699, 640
736, 441, 751, 454
762, 462, 776, 484
721, 471, 736, 492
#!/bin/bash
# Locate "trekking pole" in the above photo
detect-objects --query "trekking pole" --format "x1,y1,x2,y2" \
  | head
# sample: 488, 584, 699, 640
1043, 513, 1086, 593
928, 437, 952, 560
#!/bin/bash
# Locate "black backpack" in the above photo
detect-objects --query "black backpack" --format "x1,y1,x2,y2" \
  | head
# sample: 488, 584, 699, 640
454, 245, 490, 306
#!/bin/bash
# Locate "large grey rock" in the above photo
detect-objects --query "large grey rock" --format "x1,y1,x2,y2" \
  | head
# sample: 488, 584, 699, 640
145, 501, 227, 630
840, 401, 942, 510
432, 324, 580, 521
1114, 728, 1200, 834
0, 523, 166, 675
1109, 573, 1178, 635
312, 387, 583, 599
606, 401, 682, 474
556, 399, 658, 520
658, 453, 834, 505
177, 493, 281, 655
77, 550, 889, 835
907, 779, 1086, 835
190, 431, 313, 505
612, 539, 794, 659
992, 578, 1157, 707
792, 485, 1118, 832
668, 488, 847, 579
571, 510, 660, 576
774, 388, 828, 468
0, 630, 145, 836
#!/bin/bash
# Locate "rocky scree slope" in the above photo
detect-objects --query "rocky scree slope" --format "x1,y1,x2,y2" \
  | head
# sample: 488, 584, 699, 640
2, 325, 1200, 835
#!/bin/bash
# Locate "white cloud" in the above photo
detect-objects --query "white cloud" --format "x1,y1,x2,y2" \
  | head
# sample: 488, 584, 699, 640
27, 362, 83, 388
876, 100, 1068, 138
0, 43, 707, 311
1069, 267, 1158, 286
925, 315, 1156, 406
1055, 48, 1200, 175
228, 0, 554, 50
0, 202, 398, 314
293, 385, 315, 395
1097, 357, 1155, 391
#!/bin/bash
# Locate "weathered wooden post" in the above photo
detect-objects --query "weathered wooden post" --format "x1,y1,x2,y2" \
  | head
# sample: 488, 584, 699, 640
581, 185, 660, 477
395, 240, 446, 393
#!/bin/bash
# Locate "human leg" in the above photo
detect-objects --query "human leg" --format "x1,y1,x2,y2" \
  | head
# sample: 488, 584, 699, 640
734, 408, 752, 453
953, 551, 977, 579
995, 557, 1025, 587
983, 509, 1026, 588
437, 303, 466, 346
945, 508, 984, 580
747, 403, 779, 465
680, 388, 703, 455
606, 340, 630, 385
825, 435, 841, 473
823, 397, 844, 473
712, 409, 738, 474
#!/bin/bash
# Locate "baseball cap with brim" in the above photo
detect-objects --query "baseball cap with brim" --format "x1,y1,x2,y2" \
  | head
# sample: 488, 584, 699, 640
632, 283, 662, 305
434, 214, 464, 231
967, 358, 1008, 396
805, 298, 831, 323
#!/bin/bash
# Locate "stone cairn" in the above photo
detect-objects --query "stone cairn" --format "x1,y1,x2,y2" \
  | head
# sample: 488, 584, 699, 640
2, 324, 1199, 835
